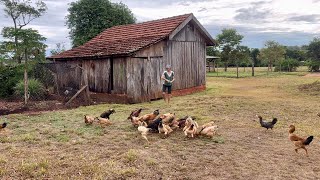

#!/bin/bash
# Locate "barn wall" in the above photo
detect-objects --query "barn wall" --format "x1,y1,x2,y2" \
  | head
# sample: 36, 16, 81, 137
55, 58, 127, 94
126, 41, 165, 102
165, 21, 207, 90
112, 57, 127, 94
55, 60, 82, 90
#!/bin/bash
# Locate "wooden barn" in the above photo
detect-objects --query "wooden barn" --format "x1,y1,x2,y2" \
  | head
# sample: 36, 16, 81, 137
47, 13, 216, 103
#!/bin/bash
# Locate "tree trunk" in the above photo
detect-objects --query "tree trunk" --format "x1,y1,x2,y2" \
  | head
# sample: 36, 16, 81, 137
224, 64, 228, 72
244, 66, 246, 72
13, 19, 22, 64
24, 48, 28, 105
252, 62, 255, 77
208, 61, 211, 72
236, 64, 239, 78
213, 60, 216, 72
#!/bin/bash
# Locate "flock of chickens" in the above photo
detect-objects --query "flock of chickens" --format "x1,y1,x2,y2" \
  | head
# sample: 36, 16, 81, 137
0, 109, 317, 157
84, 108, 218, 143
83, 108, 316, 156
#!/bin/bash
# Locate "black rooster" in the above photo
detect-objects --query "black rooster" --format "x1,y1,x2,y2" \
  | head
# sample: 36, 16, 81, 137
0, 122, 7, 129
100, 109, 115, 119
256, 115, 277, 130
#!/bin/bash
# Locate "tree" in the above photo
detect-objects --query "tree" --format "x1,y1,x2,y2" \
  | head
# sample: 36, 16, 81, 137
0, 0, 47, 63
66, 0, 136, 47
2, 28, 46, 104
285, 46, 307, 62
50, 43, 66, 56
250, 48, 260, 76
307, 38, 320, 72
230, 46, 250, 78
259, 41, 285, 72
216, 28, 243, 72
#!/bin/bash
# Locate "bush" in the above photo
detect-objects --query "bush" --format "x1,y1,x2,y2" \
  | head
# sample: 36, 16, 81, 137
0, 65, 25, 98
274, 58, 300, 72
14, 79, 46, 100
305, 59, 320, 72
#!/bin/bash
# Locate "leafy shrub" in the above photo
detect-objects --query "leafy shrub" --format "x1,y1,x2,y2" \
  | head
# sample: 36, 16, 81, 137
14, 79, 46, 100
0, 65, 25, 98
274, 58, 300, 72
305, 59, 320, 72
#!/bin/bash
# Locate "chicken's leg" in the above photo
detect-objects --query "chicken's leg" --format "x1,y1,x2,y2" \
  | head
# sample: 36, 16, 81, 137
302, 147, 308, 156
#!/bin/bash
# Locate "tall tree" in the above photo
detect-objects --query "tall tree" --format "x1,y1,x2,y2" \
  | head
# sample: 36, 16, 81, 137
216, 28, 243, 72
307, 38, 320, 72
230, 45, 250, 78
250, 48, 260, 76
1, 27, 46, 104
285, 46, 307, 62
0, 0, 47, 63
66, 0, 136, 47
259, 41, 285, 72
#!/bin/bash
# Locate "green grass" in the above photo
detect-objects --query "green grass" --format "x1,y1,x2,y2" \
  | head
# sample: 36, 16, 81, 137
207, 66, 309, 78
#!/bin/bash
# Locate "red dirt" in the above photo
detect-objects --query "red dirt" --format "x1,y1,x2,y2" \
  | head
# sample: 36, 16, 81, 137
172, 85, 206, 96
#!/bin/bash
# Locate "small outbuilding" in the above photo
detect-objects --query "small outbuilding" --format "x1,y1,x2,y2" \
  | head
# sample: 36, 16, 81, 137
47, 13, 216, 103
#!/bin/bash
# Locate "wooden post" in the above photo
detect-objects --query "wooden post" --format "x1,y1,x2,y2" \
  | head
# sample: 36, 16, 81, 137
236, 64, 239, 78
65, 85, 88, 106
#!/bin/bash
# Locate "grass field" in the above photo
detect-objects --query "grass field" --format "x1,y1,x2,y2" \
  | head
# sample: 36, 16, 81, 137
207, 66, 309, 78
0, 71, 320, 179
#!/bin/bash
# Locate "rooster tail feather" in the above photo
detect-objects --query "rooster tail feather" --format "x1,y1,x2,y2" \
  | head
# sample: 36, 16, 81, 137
1, 122, 7, 128
272, 118, 278, 125
304, 136, 314, 145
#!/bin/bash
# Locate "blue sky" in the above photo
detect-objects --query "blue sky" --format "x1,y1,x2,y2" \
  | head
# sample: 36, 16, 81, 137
1, 0, 320, 54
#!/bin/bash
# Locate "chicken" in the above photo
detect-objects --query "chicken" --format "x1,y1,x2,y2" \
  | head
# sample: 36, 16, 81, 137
199, 125, 219, 138
139, 109, 160, 124
161, 113, 175, 124
158, 120, 173, 136
100, 109, 115, 119
0, 122, 7, 130
183, 116, 199, 132
138, 121, 151, 142
147, 117, 162, 132
256, 115, 277, 130
178, 119, 186, 128
288, 125, 314, 156
201, 121, 215, 129
95, 117, 112, 127
130, 116, 142, 127
84, 115, 95, 125
176, 116, 197, 128
128, 108, 143, 119
184, 124, 197, 138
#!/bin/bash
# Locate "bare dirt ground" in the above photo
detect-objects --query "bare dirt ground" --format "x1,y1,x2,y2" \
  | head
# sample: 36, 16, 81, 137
0, 74, 320, 179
